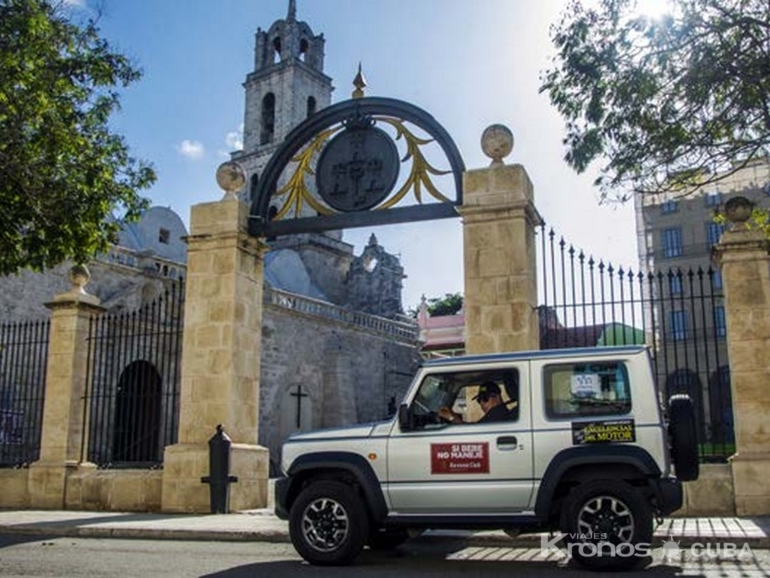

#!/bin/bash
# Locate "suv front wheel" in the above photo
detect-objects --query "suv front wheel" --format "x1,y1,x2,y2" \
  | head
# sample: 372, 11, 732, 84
289, 480, 369, 566
560, 479, 653, 571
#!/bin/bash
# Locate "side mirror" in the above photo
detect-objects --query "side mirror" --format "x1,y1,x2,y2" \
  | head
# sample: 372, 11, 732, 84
398, 403, 412, 432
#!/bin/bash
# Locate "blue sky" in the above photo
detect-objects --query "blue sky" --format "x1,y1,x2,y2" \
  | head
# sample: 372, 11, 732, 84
69, 0, 642, 310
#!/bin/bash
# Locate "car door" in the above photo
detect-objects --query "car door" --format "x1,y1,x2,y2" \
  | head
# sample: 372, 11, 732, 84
385, 365, 534, 514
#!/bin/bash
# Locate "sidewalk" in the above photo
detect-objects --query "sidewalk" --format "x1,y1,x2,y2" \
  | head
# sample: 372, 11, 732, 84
1, 507, 769, 549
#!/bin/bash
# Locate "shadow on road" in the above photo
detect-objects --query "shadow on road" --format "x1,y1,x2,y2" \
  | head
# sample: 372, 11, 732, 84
199, 543, 714, 578
0, 533, 60, 550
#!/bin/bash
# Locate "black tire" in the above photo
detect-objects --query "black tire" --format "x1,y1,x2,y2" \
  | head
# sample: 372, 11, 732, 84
367, 527, 410, 550
668, 394, 700, 482
560, 480, 653, 571
289, 480, 369, 566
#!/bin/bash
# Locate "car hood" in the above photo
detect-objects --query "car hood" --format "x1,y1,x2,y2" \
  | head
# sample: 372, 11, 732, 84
285, 422, 380, 442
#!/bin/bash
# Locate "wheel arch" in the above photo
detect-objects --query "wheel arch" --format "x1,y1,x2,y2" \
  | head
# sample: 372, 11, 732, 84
285, 451, 388, 523
535, 446, 661, 520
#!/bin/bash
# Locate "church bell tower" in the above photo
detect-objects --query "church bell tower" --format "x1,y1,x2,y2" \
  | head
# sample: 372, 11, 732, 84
232, 0, 334, 204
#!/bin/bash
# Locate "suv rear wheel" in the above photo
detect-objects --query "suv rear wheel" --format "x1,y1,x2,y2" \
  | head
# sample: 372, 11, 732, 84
289, 480, 369, 565
560, 479, 652, 571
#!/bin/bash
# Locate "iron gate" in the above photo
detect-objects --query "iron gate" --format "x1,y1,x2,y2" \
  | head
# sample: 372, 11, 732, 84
538, 223, 733, 462
0, 319, 50, 467
84, 281, 184, 468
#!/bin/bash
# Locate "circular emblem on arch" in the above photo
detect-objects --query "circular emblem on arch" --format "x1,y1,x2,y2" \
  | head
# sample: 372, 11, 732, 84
248, 96, 466, 238
316, 126, 400, 212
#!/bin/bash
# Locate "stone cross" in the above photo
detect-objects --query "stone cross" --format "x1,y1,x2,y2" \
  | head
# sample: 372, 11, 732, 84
290, 385, 309, 429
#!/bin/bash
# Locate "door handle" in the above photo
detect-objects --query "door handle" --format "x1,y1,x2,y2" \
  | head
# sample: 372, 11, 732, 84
497, 436, 518, 449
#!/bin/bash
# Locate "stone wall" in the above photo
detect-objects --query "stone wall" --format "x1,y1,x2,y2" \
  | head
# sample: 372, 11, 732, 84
0, 259, 178, 322
677, 464, 736, 517
65, 467, 163, 512
260, 300, 420, 474
0, 469, 29, 508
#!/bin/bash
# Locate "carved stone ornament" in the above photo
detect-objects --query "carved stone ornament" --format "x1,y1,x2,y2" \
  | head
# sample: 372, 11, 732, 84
216, 161, 247, 200
723, 195, 754, 227
69, 264, 91, 294
481, 124, 514, 166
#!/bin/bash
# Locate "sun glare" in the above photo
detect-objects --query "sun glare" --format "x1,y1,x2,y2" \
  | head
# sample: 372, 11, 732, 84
636, 0, 672, 18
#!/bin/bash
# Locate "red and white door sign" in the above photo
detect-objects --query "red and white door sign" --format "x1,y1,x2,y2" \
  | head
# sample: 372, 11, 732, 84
431, 442, 490, 474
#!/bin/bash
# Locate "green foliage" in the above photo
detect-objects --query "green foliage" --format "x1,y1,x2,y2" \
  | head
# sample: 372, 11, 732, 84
541, 0, 770, 201
714, 206, 770, 237
0, 0, 154, 275
426, 293, 463, 317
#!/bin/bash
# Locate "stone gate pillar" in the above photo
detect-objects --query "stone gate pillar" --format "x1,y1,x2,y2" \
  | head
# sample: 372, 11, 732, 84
29, 266, 105, 509
458, 126, 541, 355
162, 176, 270, 513
713, 196, 770, 516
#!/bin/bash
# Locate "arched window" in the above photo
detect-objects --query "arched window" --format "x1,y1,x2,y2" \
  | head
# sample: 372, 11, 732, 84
299, 38, 309, 62
261, 93, 275, 145
272, 36, 281, 63
112, 361, 162, 464
249, 173, 259, 203
306, 96, 316, 118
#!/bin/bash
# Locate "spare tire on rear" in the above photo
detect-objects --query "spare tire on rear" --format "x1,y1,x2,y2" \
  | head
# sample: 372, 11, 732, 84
668, 394, 699, 481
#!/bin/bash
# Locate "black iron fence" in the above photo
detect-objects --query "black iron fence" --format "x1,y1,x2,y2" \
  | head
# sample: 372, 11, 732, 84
538, 223, 733, 462
84, 281, 185, 468
0, 319, 50, 467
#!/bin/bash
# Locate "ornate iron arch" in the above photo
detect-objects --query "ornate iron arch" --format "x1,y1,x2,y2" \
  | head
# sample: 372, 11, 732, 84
248, 97, 465, 238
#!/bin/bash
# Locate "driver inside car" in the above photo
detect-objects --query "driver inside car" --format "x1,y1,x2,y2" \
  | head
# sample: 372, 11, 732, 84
439, 382, 514, 424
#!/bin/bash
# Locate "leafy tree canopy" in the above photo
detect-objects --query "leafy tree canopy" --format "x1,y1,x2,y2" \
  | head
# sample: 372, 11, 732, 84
0, 0, 154, 275
426, 293, 463, 317
541, 0, 770, 201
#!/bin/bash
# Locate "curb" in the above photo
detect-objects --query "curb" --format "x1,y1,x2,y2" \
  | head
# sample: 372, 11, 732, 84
0, 524, 290, 543
3, 522, 769, 550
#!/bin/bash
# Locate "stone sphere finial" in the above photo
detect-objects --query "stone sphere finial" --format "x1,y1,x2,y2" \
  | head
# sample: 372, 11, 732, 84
69, 263, 91, 294
481, 124, 514, 166
215, 161, 246, 201
724, 196, 754, 229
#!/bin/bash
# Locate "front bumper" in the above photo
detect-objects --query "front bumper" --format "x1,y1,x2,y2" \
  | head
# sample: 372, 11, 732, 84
651, 476, 683, 516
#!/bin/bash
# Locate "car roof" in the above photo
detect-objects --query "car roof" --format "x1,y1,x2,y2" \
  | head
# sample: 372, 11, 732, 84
422, 345, 648, 368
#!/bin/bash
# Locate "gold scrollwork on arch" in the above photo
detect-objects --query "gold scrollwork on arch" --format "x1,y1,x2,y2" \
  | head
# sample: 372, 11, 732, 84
270, 117, 452, 221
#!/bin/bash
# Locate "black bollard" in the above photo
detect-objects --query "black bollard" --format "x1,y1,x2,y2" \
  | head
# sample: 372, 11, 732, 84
201, 424, 239, 514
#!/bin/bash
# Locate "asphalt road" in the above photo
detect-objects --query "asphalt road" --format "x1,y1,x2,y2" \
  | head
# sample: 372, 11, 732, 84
1, 535, 770, 578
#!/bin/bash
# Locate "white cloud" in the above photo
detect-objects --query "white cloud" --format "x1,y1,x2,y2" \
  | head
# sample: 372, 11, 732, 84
225, 125, 244, 151
177, 140, 205, 160
62, 0, 86, 6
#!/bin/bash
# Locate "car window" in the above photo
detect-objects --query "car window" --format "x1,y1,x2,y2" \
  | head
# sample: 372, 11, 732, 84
410, 369, 519, 428
544, 361, 631, 418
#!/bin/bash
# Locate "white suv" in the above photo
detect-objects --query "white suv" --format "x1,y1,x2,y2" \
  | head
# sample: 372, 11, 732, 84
275, 345, 698, 570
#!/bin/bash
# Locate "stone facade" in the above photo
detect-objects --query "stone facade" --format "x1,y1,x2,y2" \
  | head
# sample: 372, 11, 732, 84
460, 164, 541, 355
234, 1, 333, 210
0, 206, 186, 321
28, 281, 105, 509
260, 291, 419, 474
713, 210, 770, 516
0, 4, 420, 512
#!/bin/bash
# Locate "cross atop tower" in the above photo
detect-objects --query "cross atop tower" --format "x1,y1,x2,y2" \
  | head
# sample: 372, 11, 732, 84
287, 0, 296, 21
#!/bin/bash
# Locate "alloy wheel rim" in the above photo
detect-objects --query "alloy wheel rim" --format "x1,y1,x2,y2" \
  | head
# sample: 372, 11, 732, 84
577, 495, 635, 543
301, 497, 350, 552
